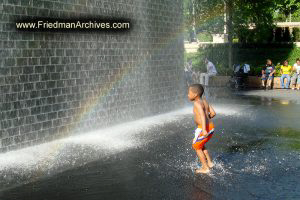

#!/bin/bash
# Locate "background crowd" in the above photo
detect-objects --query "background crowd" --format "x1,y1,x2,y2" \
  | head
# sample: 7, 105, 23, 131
261, 58, 300, 90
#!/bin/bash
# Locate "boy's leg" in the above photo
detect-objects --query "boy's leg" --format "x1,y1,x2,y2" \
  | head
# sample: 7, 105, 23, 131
195, 149, 210, 173
193, 128, 214, 173
261, 76, 266, 87
203, 146, 214, 168
267, 80, 271, 88
268, 77, 274, 89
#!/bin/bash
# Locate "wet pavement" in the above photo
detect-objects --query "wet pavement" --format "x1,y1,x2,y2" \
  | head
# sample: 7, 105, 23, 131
0, 95, 300, 200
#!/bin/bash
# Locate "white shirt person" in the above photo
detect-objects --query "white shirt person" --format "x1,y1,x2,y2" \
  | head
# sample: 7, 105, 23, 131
293, 61, 300, 74
291, 59, 300, 90
200, 58, 217, 86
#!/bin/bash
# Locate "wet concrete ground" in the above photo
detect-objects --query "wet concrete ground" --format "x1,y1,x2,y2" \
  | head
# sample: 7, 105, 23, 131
0, 95, 299, 200
238, 89, 300, 103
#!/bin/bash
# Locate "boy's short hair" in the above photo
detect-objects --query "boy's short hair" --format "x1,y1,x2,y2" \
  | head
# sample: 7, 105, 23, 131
296, 58, 300, 62
189, 84, 204, 97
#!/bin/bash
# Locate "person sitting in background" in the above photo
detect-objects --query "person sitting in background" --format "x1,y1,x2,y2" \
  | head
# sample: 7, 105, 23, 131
280, 60, 292, 89
192, 70, 199, 83
200, 58, 217, 86
184, 60, 193, 86
291, 58, 300, 90
261, 59, 275, 90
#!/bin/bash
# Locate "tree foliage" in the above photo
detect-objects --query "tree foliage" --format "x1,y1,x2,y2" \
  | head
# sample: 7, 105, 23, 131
274, 0, 300, 21
184, 0, 224, 34
184, 0, 300, 43
232, 0, 276, 43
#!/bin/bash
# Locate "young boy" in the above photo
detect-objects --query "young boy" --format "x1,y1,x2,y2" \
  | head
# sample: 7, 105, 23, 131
261, 59, 275, 90
188, 84, 216, 174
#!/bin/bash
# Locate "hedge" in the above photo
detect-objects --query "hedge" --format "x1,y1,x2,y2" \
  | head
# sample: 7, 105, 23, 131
186, 43, 300, 76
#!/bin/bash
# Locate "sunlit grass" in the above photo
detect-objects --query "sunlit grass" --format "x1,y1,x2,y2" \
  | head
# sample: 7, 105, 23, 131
276, 128, 300, 151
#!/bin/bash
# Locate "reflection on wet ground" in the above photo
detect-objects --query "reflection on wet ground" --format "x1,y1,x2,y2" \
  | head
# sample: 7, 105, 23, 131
0, 95, 300, 200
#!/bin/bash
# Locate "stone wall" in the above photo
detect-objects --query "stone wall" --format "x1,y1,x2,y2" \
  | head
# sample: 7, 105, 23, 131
248, 76, 291, 89
194, 75, 291, 89
0, 0, 185, 152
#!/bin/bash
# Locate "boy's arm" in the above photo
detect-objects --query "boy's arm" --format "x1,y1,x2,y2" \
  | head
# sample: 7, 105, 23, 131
203, 99, 216, 119
208, 104, 216, 118
195, 102, 208, 136
270, 68, 275, 76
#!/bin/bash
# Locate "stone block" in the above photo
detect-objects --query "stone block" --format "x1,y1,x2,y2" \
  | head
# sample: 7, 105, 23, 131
0, 0, 184, 152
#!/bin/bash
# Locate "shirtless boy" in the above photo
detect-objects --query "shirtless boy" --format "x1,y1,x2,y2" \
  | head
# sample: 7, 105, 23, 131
188, 84, 216, 174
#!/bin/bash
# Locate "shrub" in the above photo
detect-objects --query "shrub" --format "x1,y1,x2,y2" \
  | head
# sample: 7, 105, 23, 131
197, 32, 213, 42
251, 66, 262, 76
195, 43, 300, 76
274, 64, 281, 77
293, 28, 300, 42
185, 44, 300, 76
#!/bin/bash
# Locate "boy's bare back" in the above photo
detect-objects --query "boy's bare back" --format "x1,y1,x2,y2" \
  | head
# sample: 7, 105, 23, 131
193, 98, 215, 129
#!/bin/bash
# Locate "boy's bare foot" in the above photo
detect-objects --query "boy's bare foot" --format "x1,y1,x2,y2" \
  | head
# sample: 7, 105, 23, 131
195, 168, 210, 174
208, 162, 214, 168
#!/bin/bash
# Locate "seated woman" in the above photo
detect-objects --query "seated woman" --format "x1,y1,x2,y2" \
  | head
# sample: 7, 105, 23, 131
280, 60, 292, 89
261, 59, 275, 90
291, 58, 300, 90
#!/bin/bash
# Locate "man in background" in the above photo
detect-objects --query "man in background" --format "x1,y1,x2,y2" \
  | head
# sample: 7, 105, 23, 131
184, 60, 193, 86
200, 58, 217, 86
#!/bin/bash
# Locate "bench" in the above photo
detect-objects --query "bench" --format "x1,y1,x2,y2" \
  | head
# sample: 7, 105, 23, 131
194, 75, 290, 88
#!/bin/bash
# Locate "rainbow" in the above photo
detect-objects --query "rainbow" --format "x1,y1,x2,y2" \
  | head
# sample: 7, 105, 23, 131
29, 18, 186, 181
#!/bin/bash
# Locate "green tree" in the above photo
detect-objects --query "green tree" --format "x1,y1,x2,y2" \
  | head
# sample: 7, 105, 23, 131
193, 0, 225, 34
274, 0, 300, 22
232, 0, 276, 43
183, 0, 225, 41
185, 0, 278, 43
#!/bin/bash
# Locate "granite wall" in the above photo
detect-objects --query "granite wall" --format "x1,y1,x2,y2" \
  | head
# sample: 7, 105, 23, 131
0, 0, 185, 152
